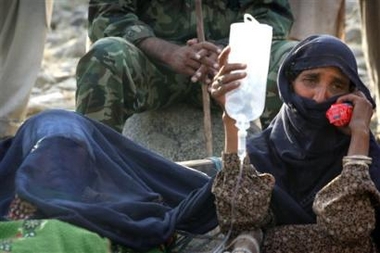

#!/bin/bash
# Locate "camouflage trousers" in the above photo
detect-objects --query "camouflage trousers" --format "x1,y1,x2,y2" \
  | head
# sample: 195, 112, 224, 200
76, 37, 298, 133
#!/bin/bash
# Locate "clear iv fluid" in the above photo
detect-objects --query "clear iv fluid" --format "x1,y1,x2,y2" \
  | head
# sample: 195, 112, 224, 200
225, 14, 272, 123
225, 14, 273, 163
225, 70, 268, 122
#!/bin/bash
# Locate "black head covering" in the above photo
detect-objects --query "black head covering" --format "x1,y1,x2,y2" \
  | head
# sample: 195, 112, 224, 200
247, 35, 380, 229
279, 34, 375, 113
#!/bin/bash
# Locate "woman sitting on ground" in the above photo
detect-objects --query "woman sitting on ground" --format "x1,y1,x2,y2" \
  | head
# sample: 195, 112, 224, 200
210, 34, 380, 252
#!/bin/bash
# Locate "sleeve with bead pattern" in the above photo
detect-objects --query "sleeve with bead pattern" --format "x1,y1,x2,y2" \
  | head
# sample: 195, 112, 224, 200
211, 152, 275, 235
313, 158, 380, 243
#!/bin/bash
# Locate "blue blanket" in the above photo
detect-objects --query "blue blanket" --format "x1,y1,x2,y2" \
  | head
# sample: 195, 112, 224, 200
0, 109, 218, 250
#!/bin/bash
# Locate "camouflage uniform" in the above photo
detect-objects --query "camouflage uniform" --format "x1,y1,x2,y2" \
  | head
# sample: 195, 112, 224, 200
76, 0, 297, 133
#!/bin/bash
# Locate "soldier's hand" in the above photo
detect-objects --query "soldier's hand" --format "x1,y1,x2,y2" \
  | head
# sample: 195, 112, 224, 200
186, 38, 222, 84
138, 36, 221, 81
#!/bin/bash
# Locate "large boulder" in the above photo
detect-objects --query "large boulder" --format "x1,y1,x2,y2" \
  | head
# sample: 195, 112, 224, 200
122, 103, 261, 162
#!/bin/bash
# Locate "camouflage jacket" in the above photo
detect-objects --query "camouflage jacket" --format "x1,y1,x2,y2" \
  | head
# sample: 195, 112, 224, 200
87, 0, 294, 45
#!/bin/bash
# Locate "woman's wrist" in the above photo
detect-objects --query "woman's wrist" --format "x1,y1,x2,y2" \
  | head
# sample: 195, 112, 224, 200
347, 128, 370, 156
223, 112, 238, 153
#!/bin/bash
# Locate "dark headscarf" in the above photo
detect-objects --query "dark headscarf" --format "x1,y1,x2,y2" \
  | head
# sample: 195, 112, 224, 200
247, 35, 380, 229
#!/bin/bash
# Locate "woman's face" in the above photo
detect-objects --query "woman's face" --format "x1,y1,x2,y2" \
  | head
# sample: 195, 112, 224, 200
292, 66, 351, 103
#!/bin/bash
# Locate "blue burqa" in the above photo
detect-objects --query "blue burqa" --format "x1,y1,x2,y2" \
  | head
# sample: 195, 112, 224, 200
0, 109, 218, 250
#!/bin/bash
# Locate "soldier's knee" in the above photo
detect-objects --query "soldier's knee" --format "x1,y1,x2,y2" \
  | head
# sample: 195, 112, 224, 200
92, 36, 130, 49
89, 37, 135, 57
79, 36, 139, 76
77, 37, 135, 84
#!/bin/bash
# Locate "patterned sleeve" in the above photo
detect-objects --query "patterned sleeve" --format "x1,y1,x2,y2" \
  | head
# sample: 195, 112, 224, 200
211, 152, 275, 235
313, 161, 380, 243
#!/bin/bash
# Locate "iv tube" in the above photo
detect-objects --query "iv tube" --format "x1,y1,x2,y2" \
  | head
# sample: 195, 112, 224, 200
235, 115, 250, 165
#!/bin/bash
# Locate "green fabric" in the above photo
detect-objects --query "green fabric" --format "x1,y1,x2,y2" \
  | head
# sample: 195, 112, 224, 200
0, 219, 110, 253
0, 219, 168, 253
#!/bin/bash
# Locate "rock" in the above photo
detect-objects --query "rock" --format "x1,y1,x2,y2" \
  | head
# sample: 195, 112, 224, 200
57, 77, 77, 91
51, 35, 87, 58
122, 103, 261, 162
123, 104, 225, 161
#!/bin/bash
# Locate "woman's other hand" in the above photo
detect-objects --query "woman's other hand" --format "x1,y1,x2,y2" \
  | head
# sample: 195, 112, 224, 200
335, 91, 374, 135
210, 46, 247, 153
209, 46, 247, 109
336, 91, 374, 156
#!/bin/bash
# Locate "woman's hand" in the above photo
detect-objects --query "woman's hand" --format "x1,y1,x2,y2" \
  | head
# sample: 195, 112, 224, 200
209, 46, 247, 153
335, 91, 374, 156
335, 91, 373, 135
209, 46, 247, 108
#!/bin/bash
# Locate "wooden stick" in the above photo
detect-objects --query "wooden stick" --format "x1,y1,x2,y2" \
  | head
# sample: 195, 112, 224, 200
195, 0, 213, 157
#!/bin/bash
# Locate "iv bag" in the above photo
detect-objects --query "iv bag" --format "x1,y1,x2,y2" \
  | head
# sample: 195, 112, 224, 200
225, 14, 273, 124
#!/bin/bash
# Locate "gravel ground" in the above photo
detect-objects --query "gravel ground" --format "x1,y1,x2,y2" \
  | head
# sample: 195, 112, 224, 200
27, 0, 88, 116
